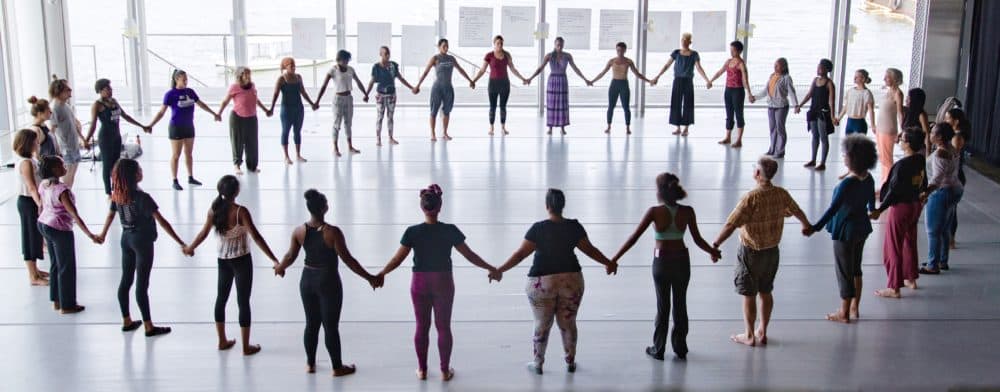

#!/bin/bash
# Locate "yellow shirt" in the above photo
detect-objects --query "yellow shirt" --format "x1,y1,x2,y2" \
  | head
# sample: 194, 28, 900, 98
726, 183, 803, 251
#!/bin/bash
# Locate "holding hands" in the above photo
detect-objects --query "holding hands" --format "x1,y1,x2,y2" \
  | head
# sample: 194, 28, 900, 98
748, 95, 756, 104
488, 267, 503, 283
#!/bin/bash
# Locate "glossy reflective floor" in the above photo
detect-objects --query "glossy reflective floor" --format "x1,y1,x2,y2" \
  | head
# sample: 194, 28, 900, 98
3, 107, 999, 391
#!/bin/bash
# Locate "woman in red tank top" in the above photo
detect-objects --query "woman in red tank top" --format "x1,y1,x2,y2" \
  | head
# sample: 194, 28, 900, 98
471, 36, 528, 136
709, 41, 755, 148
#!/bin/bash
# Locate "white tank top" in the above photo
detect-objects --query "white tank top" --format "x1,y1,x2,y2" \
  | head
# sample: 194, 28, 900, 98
876, 89, 899, 135
19, 158, 41, 197
328, 65, 355, 94
218, 206, 250, 260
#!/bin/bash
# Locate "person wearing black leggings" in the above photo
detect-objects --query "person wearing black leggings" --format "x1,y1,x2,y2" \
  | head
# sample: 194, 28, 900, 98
97, 159, 187, 336
471, 35, 528, 136
186, 175, 279, 355
591, 42, 649, 135
275, 189, 380, 376
84, 79, 148, 195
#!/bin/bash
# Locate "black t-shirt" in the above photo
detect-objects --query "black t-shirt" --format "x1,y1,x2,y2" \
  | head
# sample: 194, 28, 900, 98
400, 222, 466, 272
878, 154, 927, 212
525, 219, 587, 277
110, 190, 158, 240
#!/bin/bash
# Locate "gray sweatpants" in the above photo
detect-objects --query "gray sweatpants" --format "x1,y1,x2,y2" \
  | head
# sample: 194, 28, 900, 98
332, 95, 354, 141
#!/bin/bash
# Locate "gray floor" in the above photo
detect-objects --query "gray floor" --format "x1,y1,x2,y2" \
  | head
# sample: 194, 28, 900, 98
2, 106, 999, 391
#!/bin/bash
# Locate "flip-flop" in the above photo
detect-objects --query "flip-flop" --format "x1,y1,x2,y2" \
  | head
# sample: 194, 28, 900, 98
122, 321, 143, 332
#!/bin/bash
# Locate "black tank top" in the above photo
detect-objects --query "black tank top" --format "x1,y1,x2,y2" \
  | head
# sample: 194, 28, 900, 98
36, 124, 57, 157
303, 224, 339, 269
809, 79, 830, 111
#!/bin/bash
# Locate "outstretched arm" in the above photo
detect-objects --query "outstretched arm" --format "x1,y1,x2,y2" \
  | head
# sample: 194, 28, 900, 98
242, 208, 279, 262
685, 207, 717, 257
506, 53, 527, 81
274, 227, 304, 276
97, 209, 117, 240
315, 74, 332, 103
298, 79, 317, 107
196, 100, 220, 120
147, 105, 169, 129
577, 237, 615, 274
415, 56, 437, 88
628, 59, 649, 82
455, 242, 495, 272
712, 224, 737, 249
269, 77, 284, 111
153, 210, 186, 247
591, 60, 613, 83
708, 62, 727, 83
471, 60, 489, 84
568, 55, 589, 82
379, 245, 412, 276
610, 207, 654, 262
330, 227, 374, 281
528, 54, 550, 80
396, 72, 415, 91
186, 210, 214, 252
455, 62, 475, 86
61, 191, 96, 240
652, 58, 675, 82
497, 240, 535, 273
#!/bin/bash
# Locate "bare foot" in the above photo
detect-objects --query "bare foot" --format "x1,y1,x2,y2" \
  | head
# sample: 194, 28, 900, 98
284, 157, 293, 165
243, 344, 262, 356
502, 128, 509, 135
218, 339, 237, 350
53, 302, 60, 311
416, 369, 427, 380
376, 138, 382, 147
803, 161, 816, 168
626, 127, 632, 135
671, 129, 682, 135
826, 311, 851, 323
431, 137, 437, 142
949, 240, 957, 250
251, 168, 261, 173
442, 368, 455, 381
681, 129, 689, 137
31, 277, 49, 286
718, 138, 731, 145
850, 309, 860, 320
390, 138, 399, 145
815, 164, 827, 171
39, 271, 50, 278
297, 156, 307, 162
732, 141, 742, 148
561, 128, 567, 135
349, 147, 360, 154
334, 149, 342, 157
333, 365, 356, 377
488, 128, 494, 136
604, 127, 611, 134
234, 166, 244, 175
443, 134, 453, 141
874, 288, 901, 298
904, 280, 918, 290
306, 365, 316, 374
730, 333, 756, 346
755, 329, 768, 345
547, 129, 553, 135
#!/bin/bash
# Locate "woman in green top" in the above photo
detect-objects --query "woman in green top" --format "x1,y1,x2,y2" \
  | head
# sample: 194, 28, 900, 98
610, 173, 719, 360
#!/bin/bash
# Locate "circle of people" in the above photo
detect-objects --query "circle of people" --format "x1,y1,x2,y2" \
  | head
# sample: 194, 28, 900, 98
13, 32, 969, 380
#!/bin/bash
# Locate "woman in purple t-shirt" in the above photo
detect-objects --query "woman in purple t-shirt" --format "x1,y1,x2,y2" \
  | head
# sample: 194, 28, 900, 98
147, 70, 221, 190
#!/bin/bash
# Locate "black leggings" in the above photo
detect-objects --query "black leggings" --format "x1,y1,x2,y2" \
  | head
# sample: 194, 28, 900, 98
99, 130, 122, 195
724, 87, 746, 130
300, 267, 345, 368
607, 80, 631, 125
651, 249, 690, 357
118, 231, 155, 321
669, 77, 695, 126
488, 78, 511, 125
216, 254, 253, 327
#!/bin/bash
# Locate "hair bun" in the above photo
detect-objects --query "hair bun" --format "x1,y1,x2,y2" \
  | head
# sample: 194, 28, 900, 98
304, 189, 320, 201
27, 96, 38, 104
420, 184, 443, 198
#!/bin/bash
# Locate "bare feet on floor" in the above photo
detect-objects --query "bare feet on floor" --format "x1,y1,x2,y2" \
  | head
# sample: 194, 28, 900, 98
874, 288, 901, 298
31, 277, 49, 286
390, 138, 399, 145
718, 138, 731, 145
731, 140, 742, 148
297, 155, 307, 162
284, 157, 293, 165
904, 280, 918, 289
826, 311, 851, 323
243, 344, 262, 356
755, 329, 768, 345
349, 147, 360, 154
604, 127, 611, 134
306, 365, 316, 374
234, 165, 244, 175
730, 333, 756, 346
218, 339, 236, 350
416, 369, 427, 380
442, 368, 455, 381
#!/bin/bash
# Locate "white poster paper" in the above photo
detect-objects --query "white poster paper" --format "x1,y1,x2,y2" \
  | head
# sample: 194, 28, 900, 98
598, 9, 634, 50
459, 7, 493, 47
556, 8, 591, 50
647, 11, 681, 53
358, 22, 392, 63
291, 18, 327, 59
402, 25, 437, 67
501, 6, 536, 47
692, 11, 728, 52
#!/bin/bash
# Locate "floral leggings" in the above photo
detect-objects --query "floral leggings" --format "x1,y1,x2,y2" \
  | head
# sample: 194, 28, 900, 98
526, 272, 584, 366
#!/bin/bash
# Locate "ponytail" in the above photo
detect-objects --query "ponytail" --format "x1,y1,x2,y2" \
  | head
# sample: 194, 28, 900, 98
211, 175, 241, 233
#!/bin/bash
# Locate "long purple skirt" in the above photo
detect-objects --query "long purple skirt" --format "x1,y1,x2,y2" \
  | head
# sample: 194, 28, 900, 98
547, 74, 570, 127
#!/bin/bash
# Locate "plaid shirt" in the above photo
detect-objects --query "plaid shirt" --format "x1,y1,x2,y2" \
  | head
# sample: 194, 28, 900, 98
726, 183, 803, 251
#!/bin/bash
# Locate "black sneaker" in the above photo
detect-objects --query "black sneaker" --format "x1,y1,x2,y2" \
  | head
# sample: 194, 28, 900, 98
645, 346, 664, 361
172, 180, 183, 191
940, 264, 950, 271
188, 177, 202, 186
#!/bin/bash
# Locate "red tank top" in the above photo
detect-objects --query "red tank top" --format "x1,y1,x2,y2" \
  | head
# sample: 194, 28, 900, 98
485, 52, 510, 80
725, 60, 743, 88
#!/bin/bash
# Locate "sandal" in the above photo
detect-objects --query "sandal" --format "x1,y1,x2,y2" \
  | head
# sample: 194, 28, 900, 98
122, 321, 143, 332
145, 326, 172, 337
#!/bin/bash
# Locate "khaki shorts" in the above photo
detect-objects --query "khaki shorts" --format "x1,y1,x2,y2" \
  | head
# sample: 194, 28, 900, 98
734, 245, 779, 296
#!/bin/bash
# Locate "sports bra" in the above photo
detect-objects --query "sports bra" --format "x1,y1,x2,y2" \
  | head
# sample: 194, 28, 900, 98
654, 205, 686, 241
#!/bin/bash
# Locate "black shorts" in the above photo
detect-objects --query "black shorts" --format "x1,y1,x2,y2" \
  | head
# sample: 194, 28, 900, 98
168, 125, 195, 140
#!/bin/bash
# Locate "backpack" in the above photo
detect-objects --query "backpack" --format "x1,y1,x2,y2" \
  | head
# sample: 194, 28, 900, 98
935, 97, 962, 122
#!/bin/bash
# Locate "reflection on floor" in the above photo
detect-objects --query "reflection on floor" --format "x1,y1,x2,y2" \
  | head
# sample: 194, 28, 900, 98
2, 107, 998, 391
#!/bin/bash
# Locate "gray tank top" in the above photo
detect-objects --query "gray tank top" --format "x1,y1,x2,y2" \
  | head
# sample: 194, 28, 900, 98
434, 54, 456, 86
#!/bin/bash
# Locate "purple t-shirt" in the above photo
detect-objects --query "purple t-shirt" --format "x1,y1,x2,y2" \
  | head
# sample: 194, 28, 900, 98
163, 88, 199, 128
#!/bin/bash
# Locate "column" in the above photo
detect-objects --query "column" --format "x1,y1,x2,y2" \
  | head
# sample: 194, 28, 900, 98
537, 0, 546, 116
636, 0, 647, 117
126, 0, 150, 113
0, 3, 15, 162
231, 0, 249, 67
830, 0, 851, 111
335, 0, 346, 50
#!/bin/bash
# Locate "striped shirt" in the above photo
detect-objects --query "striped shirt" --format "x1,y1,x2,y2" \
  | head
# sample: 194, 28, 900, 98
726, 183, 803, 251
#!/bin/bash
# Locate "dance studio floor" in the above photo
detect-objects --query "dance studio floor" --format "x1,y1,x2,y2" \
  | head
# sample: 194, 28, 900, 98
2, 106, 999, 391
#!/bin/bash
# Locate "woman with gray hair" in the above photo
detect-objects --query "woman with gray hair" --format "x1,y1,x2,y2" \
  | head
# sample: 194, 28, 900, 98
219, 66, 272, 175
755, 58, 798, 158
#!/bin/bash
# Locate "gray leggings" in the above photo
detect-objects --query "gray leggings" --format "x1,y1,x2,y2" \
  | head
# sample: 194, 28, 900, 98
810, 120, 830, 164
333, 95, 354, 141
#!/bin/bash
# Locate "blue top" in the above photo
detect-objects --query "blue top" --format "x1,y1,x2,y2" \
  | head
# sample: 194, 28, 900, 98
654, 205, 686, 241
279, 78, 303, 109
670, 49, 700, 79
371, 61, 399, 95
162, 88, 199, 128
812, 175, 876, 241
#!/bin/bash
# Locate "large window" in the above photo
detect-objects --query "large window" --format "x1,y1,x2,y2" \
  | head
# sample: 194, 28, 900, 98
67, 0, 128, 103
844, 2, 915, 93
749, 0, 832, 96
145, 0, 232, 100
245, 0, 337, 92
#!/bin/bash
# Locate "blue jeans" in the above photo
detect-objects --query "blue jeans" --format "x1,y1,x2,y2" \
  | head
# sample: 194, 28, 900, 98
925, 186, 963, 269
